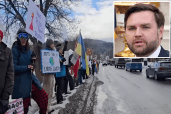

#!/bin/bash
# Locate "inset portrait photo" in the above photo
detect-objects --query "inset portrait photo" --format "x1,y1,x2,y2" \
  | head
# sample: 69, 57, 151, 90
114, 2, 170, 58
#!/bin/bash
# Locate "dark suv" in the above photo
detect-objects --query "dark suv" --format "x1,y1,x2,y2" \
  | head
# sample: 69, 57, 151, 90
115, 58, 126, 68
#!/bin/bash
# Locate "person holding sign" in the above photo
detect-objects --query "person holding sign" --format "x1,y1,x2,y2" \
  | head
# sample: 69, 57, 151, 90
0, 23, 14, 114
43, 39, 56, 111
55, 43, 67, 104
61, 41, 72, 95
11, 28, 48, 114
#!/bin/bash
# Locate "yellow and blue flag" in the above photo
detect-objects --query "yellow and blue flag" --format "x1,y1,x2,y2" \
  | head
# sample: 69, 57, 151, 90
75, 30, 86, 70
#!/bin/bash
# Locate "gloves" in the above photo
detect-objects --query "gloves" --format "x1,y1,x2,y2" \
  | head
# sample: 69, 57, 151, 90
0, 99, 9, 114
62, 58, 66, 62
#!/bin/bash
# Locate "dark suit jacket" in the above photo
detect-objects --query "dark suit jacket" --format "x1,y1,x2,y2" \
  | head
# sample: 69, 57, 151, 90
158, 46, 169, 57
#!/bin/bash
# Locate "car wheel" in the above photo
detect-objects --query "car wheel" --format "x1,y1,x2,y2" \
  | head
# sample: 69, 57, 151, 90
140, 69, 142, 72
130, 69, 132, 72
146, 70, 149, 78
126, 68, 127, 71
154, 72, 159, 80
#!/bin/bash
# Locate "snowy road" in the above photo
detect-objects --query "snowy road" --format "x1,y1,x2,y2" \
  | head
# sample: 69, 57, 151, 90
95, 65, 171, 114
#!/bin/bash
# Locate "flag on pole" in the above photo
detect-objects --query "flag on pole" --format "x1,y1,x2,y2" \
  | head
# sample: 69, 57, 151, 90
74, 30, 90, 76
85, 54, 89, 76
75, 30, 86, 70
73, 56, 80, 78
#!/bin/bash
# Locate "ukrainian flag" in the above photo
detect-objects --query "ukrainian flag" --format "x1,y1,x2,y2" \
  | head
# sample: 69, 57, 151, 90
75, 36, 82, 56
75, 30, 89, 75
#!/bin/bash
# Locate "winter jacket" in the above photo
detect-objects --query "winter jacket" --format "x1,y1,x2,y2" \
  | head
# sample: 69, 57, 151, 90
12, 45, 42, 99
55, 54, 66, 77
0, 42, 14, 100
55, 41, 67, 78
92, 63, 95, 70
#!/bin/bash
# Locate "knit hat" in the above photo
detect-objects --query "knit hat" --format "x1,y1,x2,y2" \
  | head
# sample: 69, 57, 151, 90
17, 28, 30, 40
56, 43, 62, 51
46, 39, 54, 48
0, 23, 4, 40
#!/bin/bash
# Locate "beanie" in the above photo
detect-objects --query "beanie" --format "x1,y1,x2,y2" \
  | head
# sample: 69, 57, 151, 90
56, 43, 62, 51
46, 39, 54, 48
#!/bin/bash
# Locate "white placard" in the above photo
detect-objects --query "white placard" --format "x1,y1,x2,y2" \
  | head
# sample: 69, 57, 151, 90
63, 51, 69, 65
26, 0, 45, 43
6, 98, 24, 114
71, 51, 79, 65
41, 50, 60, 74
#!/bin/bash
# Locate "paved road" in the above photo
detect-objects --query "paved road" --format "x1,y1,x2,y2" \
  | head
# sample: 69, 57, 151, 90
95, 65, 171, 114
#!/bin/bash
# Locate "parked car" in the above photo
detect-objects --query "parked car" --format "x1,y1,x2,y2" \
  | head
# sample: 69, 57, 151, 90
125, 62, 142, 72
115, 58, 126, 68
146, 61, 171, 80
102, 61, 108, 66
102, 63, 107, 66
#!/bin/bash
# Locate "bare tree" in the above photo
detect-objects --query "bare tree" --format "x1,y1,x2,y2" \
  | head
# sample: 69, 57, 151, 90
0, 0, 80, 82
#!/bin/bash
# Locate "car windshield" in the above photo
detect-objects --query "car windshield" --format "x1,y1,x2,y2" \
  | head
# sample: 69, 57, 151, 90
160, 62, 171, 67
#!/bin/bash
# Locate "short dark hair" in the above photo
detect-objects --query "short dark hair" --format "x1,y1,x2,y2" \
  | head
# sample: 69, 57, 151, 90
124, 3, 165, 29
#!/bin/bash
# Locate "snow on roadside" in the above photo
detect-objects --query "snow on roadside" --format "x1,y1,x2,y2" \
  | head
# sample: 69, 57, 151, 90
95, 86, 108, 114
51, 87, 79, 114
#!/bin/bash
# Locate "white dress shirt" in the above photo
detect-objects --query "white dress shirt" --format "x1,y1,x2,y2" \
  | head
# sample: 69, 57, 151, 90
135, 45, 161, 57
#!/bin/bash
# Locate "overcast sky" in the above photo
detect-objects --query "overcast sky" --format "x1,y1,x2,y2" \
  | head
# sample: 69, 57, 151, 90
70, 0, 114, 42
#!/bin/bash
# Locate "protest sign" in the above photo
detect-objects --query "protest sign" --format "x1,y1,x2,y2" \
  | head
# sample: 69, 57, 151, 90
71, 51, 79, 65
26, 0, 45, 43
41, 50, 60, 74
6, 98, 24, 114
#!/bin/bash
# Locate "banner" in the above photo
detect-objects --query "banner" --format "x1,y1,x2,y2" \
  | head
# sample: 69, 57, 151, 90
26, 0, 45, 43
6, 98, 24, 114
41, 50, 60, 74
71, 51, 79, 65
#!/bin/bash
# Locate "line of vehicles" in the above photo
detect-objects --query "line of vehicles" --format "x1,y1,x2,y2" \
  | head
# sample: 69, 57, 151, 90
102, 58, 171, 81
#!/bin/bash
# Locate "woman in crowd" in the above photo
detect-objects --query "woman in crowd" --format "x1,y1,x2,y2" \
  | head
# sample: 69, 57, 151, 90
12, 28, 48, 114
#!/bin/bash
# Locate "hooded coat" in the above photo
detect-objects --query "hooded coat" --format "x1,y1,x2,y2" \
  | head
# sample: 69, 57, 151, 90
12, 41, 42, 99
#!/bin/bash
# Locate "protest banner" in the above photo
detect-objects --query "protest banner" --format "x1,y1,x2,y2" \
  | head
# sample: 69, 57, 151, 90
6, 98, 24, 114
63, 51, 69, 65
41, 50, 60, 74
71, 51, 79, 65
26, 0, 45, 43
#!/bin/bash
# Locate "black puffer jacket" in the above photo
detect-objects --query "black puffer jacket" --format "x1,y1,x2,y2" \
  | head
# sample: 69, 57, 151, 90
0, 42, 14, 100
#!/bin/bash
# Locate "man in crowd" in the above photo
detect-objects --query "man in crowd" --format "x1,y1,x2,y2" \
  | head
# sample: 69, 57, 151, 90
43, 39, 56, 111
0, 23, 14, 114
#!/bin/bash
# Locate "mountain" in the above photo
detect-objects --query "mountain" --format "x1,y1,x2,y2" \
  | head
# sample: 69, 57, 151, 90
63, 38, 113, 59
83, 39, 113, 59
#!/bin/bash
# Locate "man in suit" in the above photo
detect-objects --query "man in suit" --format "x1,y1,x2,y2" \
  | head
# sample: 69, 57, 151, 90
124, 3, 169, 57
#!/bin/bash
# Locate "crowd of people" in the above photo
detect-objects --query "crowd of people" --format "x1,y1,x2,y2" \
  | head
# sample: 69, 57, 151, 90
0, 25, 99, 114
